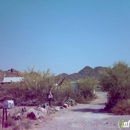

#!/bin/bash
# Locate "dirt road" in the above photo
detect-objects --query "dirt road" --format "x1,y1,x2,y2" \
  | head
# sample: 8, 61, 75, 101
36, 92, 130, 130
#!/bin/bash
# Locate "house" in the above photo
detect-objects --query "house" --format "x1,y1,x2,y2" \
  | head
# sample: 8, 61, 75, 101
1, 77, 24, 84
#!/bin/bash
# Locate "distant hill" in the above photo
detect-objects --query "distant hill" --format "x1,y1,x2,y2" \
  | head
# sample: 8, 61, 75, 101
0, 66, 108, 82
56, 66, 107, 80
0, 68, 21, 82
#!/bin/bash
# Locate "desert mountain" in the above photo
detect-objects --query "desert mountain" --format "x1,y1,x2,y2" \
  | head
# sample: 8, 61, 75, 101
57, 66, 107, 80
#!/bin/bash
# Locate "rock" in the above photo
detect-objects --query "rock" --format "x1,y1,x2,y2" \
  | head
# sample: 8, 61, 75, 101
39, 102, 49, 108
21, 107, 27, 113
44, 102, 49, 108
63, 103, 68, 108
36, 106, 47, 113
27, 108, 47, 120
60, 106, 64, 109
70, 99, 77, 106
27, 112, 36, 120
55, 106, 60, 111
12, 112, 21, 120
46, 106, 56, 114
67, 99, 77, 106
64, 98, 77, 107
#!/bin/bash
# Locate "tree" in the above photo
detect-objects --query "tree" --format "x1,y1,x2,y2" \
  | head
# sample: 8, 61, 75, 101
53, 79, 75, 105
77, 77, 98, 102
7, 68, 56, 105
100, 61, 130, 109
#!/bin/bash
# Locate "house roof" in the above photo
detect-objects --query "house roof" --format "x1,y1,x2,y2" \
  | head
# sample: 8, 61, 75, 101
2, 77, 23, 83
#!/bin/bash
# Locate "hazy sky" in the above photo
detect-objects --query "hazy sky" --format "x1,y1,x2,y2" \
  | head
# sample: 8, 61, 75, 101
0, 0, 130, 75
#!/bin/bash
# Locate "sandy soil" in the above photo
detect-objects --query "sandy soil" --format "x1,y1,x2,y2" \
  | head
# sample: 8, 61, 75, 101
35, 92, 130, 130
1, 92, 130, 130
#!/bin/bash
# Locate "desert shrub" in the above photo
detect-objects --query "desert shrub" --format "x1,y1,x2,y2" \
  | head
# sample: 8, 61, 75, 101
5, 68, 76, 106
100, 61, 130, 110
53, 80, 76, 105
75, 95, 90, 104
6, 68, 56, 105
4, 68, 99, 106
75, 77, 98, 103
53, 77, 99, 105
110, 99, 130, 115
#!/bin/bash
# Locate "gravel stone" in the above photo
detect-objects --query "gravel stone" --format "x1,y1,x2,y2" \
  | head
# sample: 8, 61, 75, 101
36, 92, 130, 130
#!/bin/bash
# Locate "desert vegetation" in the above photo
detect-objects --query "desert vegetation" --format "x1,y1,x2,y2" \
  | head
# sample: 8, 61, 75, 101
100, 61, 130, 114
1, 61, 130, 130
1, 61, 130, 116
0, 67, 99, 107
3, 68, 58, 106
73, 77, 98, 103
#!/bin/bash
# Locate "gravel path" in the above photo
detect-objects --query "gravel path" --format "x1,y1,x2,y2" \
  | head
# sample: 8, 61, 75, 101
35, 92, 130, 130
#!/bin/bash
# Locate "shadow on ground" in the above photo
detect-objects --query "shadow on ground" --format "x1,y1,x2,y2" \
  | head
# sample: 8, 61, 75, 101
71, 108, 106, 113
71, 107, 117, 117
93, 103, 106, 105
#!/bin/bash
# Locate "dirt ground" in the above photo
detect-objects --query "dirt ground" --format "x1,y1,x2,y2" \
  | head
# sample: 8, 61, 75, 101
1, 92, 130, 130
35, 92, 130, 130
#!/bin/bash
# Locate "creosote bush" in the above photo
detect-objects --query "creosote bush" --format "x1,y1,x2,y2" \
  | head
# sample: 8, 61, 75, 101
75, 77, 98, 103
110, 99, 130, 115
53, 77, 98, 104
3, 67, 99, 106
6, 68, 56, 105
53, 79, 76, 105
100, 61, 130, 114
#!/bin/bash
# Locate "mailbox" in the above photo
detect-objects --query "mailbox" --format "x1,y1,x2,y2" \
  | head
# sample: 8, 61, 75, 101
3, 100, 14, 109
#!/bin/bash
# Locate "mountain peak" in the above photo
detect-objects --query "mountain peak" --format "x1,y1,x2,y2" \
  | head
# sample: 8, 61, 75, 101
56, 65, 107, 80
78, 66, 93, 75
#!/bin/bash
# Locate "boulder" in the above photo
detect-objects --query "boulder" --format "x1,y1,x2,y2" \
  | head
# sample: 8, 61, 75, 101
36, 106, 47, 113
63, 103, 68, 108
70, 99, 77, 106
21, 107, 27, 113
65, 99, 77, 106
38, 102, 49, 108
60, 106, 64, 109
12, 112, 21, 120
27, 107, 47, 120
54, 106, 60, 111
44, 106, 56, 115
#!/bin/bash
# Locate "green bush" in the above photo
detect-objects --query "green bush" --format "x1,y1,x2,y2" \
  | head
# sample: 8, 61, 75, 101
5, 68, 76, 106
100, 61, 130, 111
6, 68, 56, 105
53, 80, 76, 105
75, 95, 90, 104
3, 68, 99, 106
54, 77, 98, 104
110, 100, 130, 115
75, 77, 98, 103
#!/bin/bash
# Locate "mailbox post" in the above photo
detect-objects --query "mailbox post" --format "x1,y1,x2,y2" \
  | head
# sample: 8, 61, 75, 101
2, 100, 14, 128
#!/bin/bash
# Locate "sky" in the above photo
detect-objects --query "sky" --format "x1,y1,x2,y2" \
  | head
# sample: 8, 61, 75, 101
0, 0, 130, 75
